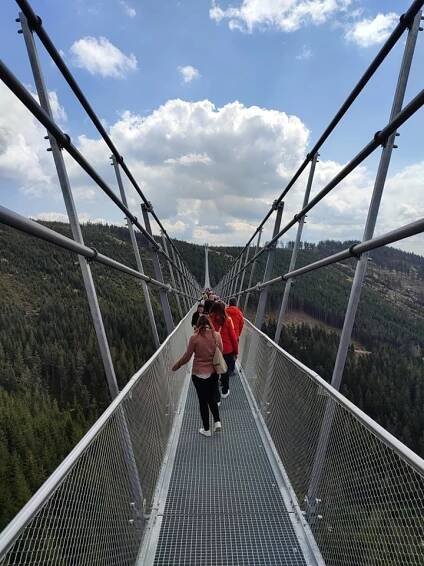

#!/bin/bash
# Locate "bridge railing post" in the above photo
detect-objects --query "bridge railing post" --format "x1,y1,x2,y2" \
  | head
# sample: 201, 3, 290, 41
204, 244, 211, 289
236, 245, 250, 307
222, 265, 232, 301
229, 254, 241, 301
305, 9, 422, 526
176, 253, 191, 312
243, 228, 263, 315
141, 203, 175, 335
18, 11, 145, 524
254, 201, 284, 330
161, 231, 184, 321
111, 155, 161, 348
274, 152, 319, 344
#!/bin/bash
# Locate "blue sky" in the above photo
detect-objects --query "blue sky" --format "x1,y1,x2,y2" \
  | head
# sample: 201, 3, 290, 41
0, 0, 423, 253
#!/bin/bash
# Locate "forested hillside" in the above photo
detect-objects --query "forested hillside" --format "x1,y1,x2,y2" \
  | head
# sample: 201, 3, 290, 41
0, 221, 423, 530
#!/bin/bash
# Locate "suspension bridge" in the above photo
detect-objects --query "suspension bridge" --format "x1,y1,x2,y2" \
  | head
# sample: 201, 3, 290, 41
0, 0, 424, 564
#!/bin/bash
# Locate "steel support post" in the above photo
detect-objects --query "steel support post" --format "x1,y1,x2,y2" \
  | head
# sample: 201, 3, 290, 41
221, 269, 230, 300
183, 264, 194, 303
274, 153, 319, 343
306, 10, 422, 525
230, 255, 242, 301
237, 245, 251, 307
161, 232, 183, 321
254, 202, 284, 330
221, 271, 229, 300
171, 246, 189, 313
19, 12, 144, 522
111, 156, 160, 348
177, 254, 191, 311
204, 244, 211, 288
20, 12, 120, 400
243, 228, 263, 314
141, 203, 175, 334
226, 264, 237, 300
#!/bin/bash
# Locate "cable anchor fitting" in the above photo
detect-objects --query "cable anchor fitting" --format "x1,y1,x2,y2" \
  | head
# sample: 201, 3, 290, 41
349, 244, 362, 259
87, 248, 99, 263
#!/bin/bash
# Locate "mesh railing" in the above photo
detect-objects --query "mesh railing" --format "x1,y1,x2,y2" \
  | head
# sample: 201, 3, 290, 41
0, 311, 193, 566
239, 320, 424, 566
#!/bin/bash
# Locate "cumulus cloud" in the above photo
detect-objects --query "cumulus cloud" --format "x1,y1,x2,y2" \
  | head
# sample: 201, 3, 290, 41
70, 36, 138, 78
210, 0, 352, 33
1, 86, 422, 253
0, 84, 56, 196
119, 0, 136, 18
178, 65, 201, 83
345, 13, 398, 47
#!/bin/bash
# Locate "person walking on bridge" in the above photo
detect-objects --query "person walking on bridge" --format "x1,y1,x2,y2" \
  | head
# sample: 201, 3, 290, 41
226, 298, 244, 341
172, 315, 222, 437
209, 302, 238, 398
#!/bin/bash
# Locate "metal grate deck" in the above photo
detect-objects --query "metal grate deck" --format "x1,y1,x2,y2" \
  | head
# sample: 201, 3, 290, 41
152, 369, 309, 566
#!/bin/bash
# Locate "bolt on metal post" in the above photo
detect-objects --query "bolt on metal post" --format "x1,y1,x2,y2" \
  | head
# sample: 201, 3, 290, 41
244, 228, 263, 315
19, 11, 144, 521
111, 155, 160, 348
306, 10, 422, 526
254, 202, 285, 330
141, 203, 175, 335
275, 153, 319, 344
161, 232, 183, 321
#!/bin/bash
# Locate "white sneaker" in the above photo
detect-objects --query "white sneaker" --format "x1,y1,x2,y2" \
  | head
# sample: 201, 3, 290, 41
221, 390, 230, 399
214, 421, 222, 433
199, 428, 211, 437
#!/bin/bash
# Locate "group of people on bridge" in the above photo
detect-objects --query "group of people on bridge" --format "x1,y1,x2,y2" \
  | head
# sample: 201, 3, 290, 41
172, 290, 244, 437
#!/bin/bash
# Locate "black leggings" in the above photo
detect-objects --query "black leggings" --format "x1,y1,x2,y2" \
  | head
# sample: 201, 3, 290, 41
192, 374, 220, 431
221, 353, 236, 394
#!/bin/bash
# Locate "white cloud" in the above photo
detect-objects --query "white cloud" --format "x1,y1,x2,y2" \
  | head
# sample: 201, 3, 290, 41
296, 45, 312, 60
165, 153, 212, 166
70, 36, 138, 78
119, 0, 136, 17
0, 84, 55, 196
345, 13, 398, 47
210, 0, 352, 33
48, 91, 67, 123
1, 85, 422, 254
178, 65, 200, 83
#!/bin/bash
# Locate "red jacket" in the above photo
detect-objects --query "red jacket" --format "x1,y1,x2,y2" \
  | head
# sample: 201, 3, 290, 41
209, 314, 238, 356
226, 306, 244, 339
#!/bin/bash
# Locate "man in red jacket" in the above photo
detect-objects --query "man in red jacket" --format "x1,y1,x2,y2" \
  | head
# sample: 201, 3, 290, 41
226, 298, 244, 341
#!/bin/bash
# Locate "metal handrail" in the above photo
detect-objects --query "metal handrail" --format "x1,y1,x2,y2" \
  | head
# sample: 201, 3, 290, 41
231, 216, 424, 297
14, 0, 194, 279
243, 319, 424, 480
0, 205, 196, 299
220, 0, 424, 274
223, 86, 424, 292
0, 308, 194, 559
0, 58, 194, 287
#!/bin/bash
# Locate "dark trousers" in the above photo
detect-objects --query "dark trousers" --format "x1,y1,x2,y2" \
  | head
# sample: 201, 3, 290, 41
192, 374, 220, 431
221, 353, 236, 394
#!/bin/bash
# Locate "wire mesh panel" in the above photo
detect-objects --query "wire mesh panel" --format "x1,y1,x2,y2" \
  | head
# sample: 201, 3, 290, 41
0, 313, 193, 566
239, 321, 424, 566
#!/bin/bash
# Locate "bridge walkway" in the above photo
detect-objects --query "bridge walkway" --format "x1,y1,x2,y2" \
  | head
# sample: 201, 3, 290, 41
147, 367, 313, 566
